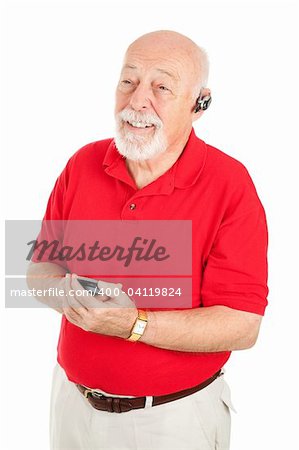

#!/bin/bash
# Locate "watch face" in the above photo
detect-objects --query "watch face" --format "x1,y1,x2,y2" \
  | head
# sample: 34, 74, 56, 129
134, 319, 146, 335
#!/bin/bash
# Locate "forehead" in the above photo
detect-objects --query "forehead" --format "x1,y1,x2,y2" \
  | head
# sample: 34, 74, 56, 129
122, 46, 193, 81
122, 63, 180, 82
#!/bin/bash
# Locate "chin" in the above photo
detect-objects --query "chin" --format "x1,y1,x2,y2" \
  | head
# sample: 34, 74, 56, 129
114, 123, 168, 161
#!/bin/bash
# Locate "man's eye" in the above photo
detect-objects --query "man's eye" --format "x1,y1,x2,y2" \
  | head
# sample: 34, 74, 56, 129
158, 85, 169, 91
121, 80, 132, 85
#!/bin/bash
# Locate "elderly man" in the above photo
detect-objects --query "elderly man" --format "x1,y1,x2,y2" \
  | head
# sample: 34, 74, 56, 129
27, 30, 268, 450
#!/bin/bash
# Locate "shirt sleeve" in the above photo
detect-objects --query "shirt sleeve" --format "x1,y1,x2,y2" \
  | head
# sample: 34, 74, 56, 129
30, 161, 69, 269
200, 169, 269, 316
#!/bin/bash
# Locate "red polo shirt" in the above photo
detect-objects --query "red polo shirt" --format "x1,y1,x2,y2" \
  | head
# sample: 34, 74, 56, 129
38, 128, 268, 395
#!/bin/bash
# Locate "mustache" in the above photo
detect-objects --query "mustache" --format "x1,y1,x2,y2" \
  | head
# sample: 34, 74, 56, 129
116, 108, 163, 128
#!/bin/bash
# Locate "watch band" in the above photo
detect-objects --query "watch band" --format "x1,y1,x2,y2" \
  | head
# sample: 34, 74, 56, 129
126, 309, 148, 342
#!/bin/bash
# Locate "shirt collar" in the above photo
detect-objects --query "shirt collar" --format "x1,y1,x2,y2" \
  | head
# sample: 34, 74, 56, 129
102, 127, 207, 193
173, 127, 207, 189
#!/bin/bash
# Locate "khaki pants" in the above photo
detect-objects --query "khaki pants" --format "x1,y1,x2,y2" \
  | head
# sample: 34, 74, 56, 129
50, 363, 235, 450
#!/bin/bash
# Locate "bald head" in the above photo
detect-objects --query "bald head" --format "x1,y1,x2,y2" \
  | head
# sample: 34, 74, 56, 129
125, 30, 209, 96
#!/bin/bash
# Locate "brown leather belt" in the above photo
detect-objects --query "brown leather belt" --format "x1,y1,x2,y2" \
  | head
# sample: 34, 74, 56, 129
76, 369, 222, 413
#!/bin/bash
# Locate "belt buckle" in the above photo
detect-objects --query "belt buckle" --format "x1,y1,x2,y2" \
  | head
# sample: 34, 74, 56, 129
83, 388, 104, 399
91, 391, 106, 399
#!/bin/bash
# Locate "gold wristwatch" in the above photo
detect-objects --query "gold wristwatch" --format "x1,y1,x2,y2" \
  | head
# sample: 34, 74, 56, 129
126, 309, 148, 342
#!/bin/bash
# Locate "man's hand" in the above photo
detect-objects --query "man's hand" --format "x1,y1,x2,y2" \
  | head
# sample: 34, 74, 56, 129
62, 274, 138, 339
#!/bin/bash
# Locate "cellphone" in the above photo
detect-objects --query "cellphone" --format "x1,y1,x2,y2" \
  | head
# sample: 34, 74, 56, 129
77, 278, 102, 296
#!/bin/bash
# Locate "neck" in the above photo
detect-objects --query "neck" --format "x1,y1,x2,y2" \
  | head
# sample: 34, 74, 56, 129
125, 128, 192, 189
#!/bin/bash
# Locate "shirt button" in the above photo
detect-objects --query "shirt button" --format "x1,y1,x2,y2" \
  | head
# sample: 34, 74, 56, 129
129, 203, 136, 210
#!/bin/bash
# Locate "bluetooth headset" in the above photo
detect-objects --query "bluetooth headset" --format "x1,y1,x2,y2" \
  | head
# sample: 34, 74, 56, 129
194, 93, 212, 113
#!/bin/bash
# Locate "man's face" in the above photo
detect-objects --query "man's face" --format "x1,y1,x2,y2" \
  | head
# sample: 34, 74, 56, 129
114, 44, 196, 161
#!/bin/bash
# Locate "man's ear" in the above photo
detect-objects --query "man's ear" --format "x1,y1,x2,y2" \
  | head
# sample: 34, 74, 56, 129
192, 88, 212, 118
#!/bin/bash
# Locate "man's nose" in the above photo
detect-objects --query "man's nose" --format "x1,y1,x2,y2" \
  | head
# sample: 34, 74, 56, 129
129, 84, 152, 111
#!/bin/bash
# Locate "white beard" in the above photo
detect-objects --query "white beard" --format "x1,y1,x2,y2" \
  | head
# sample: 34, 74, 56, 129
114, 108, 168, 161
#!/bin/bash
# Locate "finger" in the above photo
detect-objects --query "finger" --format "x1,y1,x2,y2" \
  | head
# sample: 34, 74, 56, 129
94, 293, 110, 302
63, 308, 78, 325
95, 299, 118, 310
107, 291, 136, 308
97, 280, 123, 299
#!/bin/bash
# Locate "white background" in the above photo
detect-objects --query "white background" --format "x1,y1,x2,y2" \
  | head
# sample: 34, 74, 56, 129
1, 0, 299, 449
